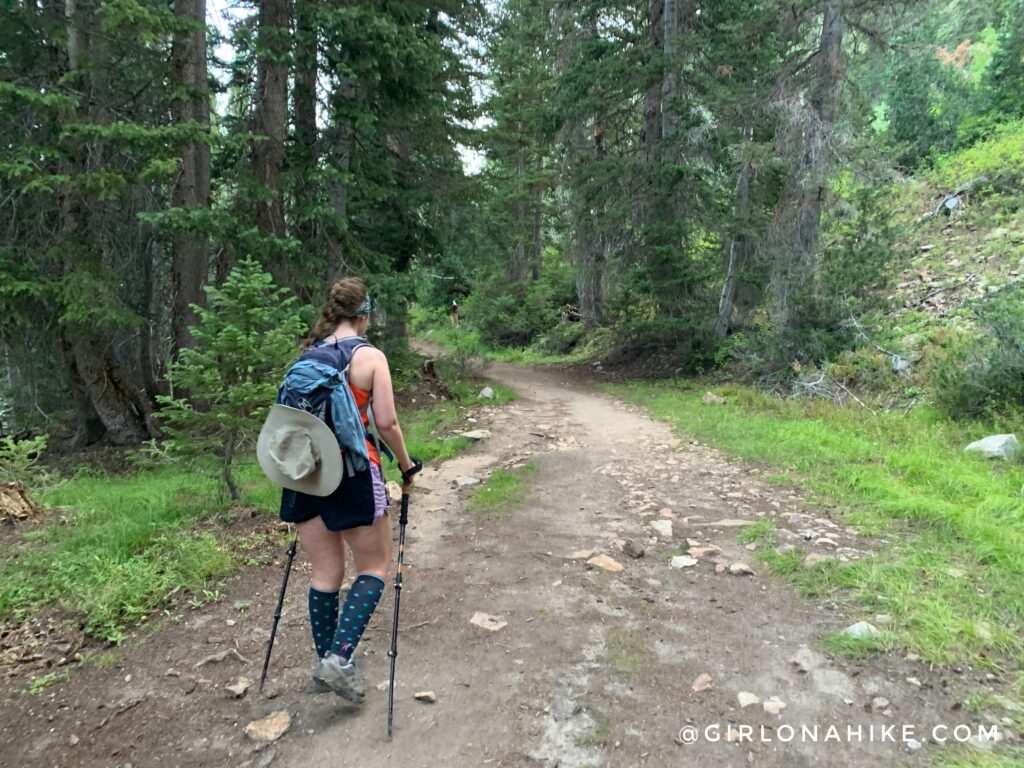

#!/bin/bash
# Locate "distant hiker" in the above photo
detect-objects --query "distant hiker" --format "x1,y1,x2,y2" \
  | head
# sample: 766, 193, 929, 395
933, 190, 964, 218
449, 299, 460, 328
259, 277, 419, 703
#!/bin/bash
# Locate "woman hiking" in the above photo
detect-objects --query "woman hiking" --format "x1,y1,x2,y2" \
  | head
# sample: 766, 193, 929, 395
268, 277, 419, 702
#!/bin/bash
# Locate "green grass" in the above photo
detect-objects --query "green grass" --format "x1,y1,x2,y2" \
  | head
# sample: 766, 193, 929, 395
0, 466, 236, 643
605, 629, 649, 674
608, 380, 1024, 670
465, 463, 537, 518
932, 747, 1024, 768
574, 718, 612, 749
19, 669, 70, 695
412, 307, 601, 366
0, 388, 489, 645
738, 518, 774, 545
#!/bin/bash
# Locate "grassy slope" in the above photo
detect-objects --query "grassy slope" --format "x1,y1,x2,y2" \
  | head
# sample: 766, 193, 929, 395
886, 122, 1024, 322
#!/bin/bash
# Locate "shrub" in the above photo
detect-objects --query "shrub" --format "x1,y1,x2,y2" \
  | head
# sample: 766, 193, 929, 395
929, 285, 1024, 419
533, 321, 584, 355
0, 434, 50, 487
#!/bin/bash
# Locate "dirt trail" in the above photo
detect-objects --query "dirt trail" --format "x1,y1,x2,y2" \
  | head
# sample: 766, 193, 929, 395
0, 358, 1000, 768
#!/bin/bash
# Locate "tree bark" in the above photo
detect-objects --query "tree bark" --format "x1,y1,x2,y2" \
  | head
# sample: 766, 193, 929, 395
62, 0, 153, 444
140, 237, 168, 402
530, 153, 544, 282
325, 78, 355, 280
660, 0, 679, 146
170, 0, 210, 354
61, 337, 106, 447
769, 4, 843, 335
252, 0, 291, 239
510, 124, 527, 284
222, 436, 239, 502
798, 4, 842, 259
644, 0, 664, 166
293, 0, 318, 249
715, 123, 753, 339
577, 120, 606, 329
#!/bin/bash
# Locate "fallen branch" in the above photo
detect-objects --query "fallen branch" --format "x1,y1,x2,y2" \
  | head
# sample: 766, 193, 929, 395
835, 381, 876, 415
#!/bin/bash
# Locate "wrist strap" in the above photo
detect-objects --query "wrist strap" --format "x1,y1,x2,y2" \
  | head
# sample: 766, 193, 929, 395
401, 458, 423, 483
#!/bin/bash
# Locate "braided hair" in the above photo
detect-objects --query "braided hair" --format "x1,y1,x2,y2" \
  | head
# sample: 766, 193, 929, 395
302, 277, 368, 349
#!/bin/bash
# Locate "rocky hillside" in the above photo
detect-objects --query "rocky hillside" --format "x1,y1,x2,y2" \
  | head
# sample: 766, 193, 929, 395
888, 123, 1024, 319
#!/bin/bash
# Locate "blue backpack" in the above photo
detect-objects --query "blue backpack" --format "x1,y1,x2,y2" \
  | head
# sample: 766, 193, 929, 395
276, 336, 382, 477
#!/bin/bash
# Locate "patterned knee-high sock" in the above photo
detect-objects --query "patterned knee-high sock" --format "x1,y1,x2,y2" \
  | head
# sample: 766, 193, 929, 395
331, 574, 385, 663
308, 587, 340, 659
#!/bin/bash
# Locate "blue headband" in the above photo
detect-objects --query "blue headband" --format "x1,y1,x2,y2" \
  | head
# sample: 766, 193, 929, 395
348, 295, 372, 317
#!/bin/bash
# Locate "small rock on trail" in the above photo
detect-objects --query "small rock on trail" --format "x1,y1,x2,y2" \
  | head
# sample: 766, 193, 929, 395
470, 612, 508, 632
587, 554, 625, 573
691, 673, 714, 692
762, 696, 787, 716
226, 677, 252, 698
738, 692, 760, 708
650, 519, 673, 539
244, 711, 292, 743
621, 539, 645, 559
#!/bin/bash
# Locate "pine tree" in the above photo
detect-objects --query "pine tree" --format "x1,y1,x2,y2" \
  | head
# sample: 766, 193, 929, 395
158, 259, 305, 500
988, 0, 1024, 117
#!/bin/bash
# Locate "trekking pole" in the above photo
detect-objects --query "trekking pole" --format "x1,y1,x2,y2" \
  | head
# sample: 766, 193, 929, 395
259, 533, 298, 693
386, 493, 409, 740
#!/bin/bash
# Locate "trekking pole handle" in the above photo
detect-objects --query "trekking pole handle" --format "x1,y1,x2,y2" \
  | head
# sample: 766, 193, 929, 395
399, 492, 410, 525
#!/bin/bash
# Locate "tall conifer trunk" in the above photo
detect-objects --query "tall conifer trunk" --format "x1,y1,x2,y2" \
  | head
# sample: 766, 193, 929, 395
253, 0, 291, 239
170, 0, 210, 354
62, 0, 153, 444
293, 0, 318, 253
769, 4, 844, 338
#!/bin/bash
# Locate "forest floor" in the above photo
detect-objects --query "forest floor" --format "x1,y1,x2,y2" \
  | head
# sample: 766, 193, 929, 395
0, 351, 1015, 768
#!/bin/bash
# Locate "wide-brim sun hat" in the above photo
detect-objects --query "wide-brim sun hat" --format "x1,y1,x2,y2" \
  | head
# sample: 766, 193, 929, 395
257, 405, 342, 497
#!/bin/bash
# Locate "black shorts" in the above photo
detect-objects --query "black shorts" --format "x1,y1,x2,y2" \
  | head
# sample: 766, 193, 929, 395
279, 464, 377, 531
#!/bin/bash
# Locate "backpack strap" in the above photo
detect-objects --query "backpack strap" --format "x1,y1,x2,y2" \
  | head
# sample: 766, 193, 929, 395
346, 340, 396, 465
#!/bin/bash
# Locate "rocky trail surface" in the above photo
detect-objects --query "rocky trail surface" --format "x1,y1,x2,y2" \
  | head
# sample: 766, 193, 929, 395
0, 357, 1006, 768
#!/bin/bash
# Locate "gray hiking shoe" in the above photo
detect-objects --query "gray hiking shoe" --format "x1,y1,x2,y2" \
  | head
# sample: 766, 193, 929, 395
305, 674, 332, 694
312, 653, 365, 703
